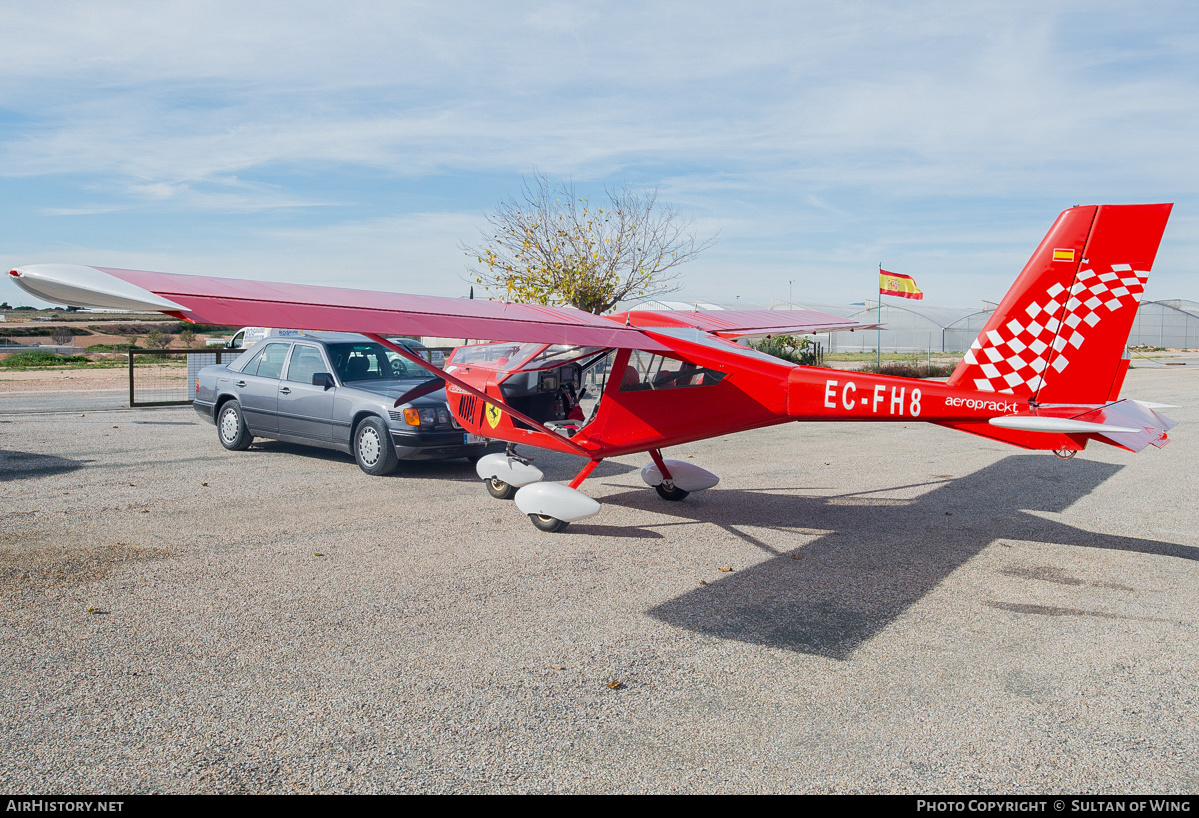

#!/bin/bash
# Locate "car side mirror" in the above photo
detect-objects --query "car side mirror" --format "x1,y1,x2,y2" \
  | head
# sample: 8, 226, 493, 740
312, 372, 335, 389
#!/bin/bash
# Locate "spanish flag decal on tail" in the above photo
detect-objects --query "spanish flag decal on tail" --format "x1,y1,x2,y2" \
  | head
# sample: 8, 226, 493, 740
1052, 248, 1076, 262
879, 269, 924, 300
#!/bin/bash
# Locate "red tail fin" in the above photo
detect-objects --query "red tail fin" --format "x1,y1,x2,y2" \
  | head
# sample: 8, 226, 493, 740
948, 204, 1172, 404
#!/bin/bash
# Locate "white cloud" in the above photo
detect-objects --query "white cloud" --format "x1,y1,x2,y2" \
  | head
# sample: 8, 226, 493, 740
2, 1, 1198, 305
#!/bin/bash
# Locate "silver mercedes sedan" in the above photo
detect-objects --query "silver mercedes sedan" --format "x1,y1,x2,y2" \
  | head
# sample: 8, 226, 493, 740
193, 332, 494, 474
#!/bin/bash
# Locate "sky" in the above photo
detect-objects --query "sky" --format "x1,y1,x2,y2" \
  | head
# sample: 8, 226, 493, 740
3, 1, 1198, 311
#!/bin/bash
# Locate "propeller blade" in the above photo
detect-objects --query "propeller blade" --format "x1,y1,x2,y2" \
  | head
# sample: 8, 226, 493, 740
393, 377, 446, 407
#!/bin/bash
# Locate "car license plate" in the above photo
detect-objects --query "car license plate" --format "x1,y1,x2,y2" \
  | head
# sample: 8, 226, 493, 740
464, 433, 486, 445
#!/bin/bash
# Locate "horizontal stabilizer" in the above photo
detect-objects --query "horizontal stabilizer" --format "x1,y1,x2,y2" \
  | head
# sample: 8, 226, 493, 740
989, 416, 1140, 434
1073, 399, 1177, 452
987, 399, 1176, 453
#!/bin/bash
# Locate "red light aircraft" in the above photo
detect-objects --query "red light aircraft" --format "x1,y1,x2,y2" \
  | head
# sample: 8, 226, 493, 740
9, 204, 1178, 532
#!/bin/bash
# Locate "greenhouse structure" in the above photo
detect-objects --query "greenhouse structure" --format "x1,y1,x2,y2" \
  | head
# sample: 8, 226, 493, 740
631, 298, 1199, 353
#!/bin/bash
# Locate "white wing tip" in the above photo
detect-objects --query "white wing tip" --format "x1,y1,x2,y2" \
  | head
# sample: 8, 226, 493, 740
8, 264, 189, 313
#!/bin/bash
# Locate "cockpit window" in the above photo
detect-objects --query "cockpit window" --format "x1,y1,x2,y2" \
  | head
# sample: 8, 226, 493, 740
643, 326, 787, 365
326, 343, 418, 382
618, 349, 727, 392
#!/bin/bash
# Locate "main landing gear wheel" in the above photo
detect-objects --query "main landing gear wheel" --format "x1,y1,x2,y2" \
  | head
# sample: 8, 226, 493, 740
655, 483, 690, 502
528, 514, 570, 533
217, 400, 253, 451
486, 477, 517, 500
354, 416, 398, 476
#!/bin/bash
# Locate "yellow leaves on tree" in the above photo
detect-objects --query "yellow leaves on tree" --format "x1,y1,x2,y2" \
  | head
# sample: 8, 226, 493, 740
462, 173, 714, 314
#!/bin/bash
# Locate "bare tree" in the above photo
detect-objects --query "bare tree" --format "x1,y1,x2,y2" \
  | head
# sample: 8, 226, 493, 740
463, 173, 715, 314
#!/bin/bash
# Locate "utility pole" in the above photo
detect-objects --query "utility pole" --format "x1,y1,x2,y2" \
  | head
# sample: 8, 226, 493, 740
877, 264, 882, 372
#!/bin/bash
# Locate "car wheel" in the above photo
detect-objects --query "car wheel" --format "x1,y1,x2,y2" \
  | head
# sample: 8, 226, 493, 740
354, 417, 398, 476
529, 514, 569, 533
485, 477, 516, 500
217, 400, 253, 451
655, 483, 690, 502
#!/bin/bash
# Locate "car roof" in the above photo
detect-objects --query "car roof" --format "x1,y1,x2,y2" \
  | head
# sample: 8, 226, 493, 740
293, 331, 370, 344
267, 332, 427, 348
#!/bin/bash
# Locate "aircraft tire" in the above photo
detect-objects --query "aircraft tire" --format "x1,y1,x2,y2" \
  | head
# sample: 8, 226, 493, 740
655, 483, 690, 502
529, 514, 570, 533
486, 477, 517, 500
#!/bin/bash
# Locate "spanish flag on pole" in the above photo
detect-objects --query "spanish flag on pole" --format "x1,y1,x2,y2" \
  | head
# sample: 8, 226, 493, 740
879, 269, 923, 300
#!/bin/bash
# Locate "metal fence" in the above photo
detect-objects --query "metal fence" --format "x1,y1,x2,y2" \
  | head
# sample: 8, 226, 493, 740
129, 348, 244, 407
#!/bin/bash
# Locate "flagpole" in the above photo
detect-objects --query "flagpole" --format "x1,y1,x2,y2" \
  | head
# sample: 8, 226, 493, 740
877, 263, 882, 372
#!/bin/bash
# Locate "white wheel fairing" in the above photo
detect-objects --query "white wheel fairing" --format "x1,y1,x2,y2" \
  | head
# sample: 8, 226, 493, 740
640, 460, 719, 492
514, 483, 601, 523
475, 452, 544, 487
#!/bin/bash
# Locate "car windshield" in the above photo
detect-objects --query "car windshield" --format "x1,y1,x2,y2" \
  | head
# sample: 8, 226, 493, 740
326, 342, 420, 382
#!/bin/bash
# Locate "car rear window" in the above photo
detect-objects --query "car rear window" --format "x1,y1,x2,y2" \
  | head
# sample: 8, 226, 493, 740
252, 343, 291, 380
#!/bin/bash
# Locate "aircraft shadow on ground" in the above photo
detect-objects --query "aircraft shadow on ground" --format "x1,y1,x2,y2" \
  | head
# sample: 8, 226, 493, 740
607, 454, 1196, 660
0, 450, 90, 482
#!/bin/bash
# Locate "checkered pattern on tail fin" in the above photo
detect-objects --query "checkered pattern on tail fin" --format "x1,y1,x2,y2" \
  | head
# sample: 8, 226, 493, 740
949, 204, 1172, 405
957, 265, 1148, 395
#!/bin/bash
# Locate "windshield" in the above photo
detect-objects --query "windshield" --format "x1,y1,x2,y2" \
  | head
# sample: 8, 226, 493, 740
644, 326, 790, 365
505, 344, 607, 372
326, 342, 421, 382
448, 342, 609, 372
448, 342, 525, 367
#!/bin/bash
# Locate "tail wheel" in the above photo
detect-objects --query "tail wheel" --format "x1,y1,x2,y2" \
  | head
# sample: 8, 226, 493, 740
655, 483, 690, 501
1053, 449, 1077, 460
529, 514, 569, 533
486, 477, 517, 500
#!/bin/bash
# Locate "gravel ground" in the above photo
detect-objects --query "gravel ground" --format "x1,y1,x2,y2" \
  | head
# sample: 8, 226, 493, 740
1, 367, 1196, 794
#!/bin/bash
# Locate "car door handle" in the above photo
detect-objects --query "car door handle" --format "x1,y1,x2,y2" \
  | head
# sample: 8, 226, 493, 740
235, 380, 246, 388
279, 387, 291, 395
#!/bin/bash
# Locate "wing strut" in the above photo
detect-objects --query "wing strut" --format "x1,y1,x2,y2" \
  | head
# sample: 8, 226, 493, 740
363, 333, 593, 457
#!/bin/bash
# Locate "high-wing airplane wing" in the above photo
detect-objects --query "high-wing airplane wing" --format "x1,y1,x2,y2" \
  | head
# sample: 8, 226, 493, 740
8, 264, 670, 350
612, 308, 876, 338
7, 263, 872, 347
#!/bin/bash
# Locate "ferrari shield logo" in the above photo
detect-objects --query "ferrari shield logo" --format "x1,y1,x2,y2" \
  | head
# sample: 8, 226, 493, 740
485, 402, 503, 429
